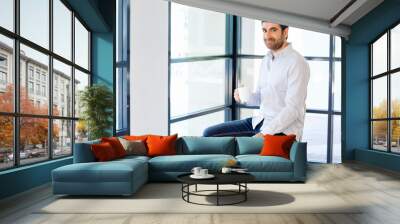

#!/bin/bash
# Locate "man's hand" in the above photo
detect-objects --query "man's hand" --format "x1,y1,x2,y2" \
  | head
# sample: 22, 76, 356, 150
234, 89, 241, 103
253, 133, 264, 138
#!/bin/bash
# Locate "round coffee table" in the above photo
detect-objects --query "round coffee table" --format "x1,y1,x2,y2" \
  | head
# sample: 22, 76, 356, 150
177, 173, 255, 206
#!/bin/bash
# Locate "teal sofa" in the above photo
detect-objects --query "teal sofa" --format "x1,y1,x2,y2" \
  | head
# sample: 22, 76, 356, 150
52, 137, 307, 196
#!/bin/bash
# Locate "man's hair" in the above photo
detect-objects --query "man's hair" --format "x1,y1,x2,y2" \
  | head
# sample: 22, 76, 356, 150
261, 21, 288, 31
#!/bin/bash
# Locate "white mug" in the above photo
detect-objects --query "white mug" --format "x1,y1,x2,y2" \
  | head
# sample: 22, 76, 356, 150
191, 167, 202, 176
200, 169, 208, 176
221, 167, 232, 174
237, 87, 250, 103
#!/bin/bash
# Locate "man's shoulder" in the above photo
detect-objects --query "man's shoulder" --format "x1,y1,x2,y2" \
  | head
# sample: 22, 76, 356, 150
286, 49, 308, 65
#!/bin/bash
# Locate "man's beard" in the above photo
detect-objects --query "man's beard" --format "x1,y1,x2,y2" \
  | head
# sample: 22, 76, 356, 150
265, 38, 285, 51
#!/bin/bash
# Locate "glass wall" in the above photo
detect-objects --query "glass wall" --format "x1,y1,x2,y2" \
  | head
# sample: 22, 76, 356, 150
237, 18, 342, 163
371, 23, 400, 154
0, 0, 91, 170
168, 4, 342, 163
169, 3, 231, 135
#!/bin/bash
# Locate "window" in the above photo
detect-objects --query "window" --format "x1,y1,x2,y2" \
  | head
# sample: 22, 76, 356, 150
53, 0, 72, 60
238, 18, 342, 163
115, 0, 130, 134
0, 0, 14, 32
74, 18, 89, 70
169, 3, 231, 135
169, 5, 342, 163
0, 1, 91, 170
20, 0, 49, 49
370, 23, 400, 154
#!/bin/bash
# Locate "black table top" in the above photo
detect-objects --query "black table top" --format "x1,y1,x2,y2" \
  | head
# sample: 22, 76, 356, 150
177, 172, 255, 185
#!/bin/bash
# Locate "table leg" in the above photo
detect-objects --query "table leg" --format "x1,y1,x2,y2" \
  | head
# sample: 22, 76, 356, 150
195, 184, 197, 192
217, 184, 219, 206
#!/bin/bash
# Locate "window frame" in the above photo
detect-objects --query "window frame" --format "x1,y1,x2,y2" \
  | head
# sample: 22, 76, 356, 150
168, 7, 343, 163
0, 0, 92, 171
369, 19, 400, 154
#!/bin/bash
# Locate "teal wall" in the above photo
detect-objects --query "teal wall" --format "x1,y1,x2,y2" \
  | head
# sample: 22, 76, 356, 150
92, 32, 114, 88
345, 0, 400, 171
0, 158, 72, 199
92, 32, 115, 136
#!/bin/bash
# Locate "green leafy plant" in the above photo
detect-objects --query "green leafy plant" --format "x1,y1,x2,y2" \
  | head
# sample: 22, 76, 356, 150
79, 84, 113, 140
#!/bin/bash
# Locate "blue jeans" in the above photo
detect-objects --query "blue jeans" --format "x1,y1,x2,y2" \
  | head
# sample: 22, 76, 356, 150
202, 118, 264, 137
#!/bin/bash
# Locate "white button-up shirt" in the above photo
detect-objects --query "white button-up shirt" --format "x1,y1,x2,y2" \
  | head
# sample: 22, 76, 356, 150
246, 44, 310, 140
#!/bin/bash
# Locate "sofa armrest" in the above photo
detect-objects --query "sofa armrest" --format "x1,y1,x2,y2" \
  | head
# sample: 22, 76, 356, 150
73, 140, 100, 163
289, 142, 307, 182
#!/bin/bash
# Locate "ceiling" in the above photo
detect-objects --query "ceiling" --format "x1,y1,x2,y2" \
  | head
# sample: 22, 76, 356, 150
168, 0, 385, 37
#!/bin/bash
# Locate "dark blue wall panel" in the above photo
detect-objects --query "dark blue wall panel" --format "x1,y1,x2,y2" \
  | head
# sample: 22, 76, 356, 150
345, 0, 400, 171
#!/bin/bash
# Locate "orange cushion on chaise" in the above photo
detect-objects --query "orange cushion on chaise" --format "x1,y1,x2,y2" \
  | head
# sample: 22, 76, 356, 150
91, 142, 118, 161
101, 137, 127, 158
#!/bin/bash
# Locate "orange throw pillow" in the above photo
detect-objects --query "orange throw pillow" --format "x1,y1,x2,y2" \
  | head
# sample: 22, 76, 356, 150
259, 134, 296, 159
124, 135, 150, 141
91, 142, 118, 161
146, 134, 178, 157
101, 137, 127, 158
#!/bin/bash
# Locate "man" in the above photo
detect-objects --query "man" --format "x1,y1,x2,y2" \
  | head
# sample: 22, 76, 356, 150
203, 22, 310, 140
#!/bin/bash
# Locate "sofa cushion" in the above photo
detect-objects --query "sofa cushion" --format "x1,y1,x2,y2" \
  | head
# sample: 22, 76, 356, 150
148, 154, 235, 172
53, 158, 147, 183
177, 137, 236, 155
147, 134, 178, 157
260, 134, 296, 159
91, 142, 118, 161
236, 137, 263, 155
236, 155, 293, 172
101, 137, 127, 158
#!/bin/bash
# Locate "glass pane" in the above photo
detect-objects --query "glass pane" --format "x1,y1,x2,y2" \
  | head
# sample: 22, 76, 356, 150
75, 120, 88, 143
391, 24, 400, 70
240, 18, 265, 55
0, 0, 14, 31
239, 108, 260, 120
335, 36, 341, 58
306, 60, 329, 110
372, 33, 387, 76
74, 69, 89, 118
53, 0, 72, 60
333, 115, 342, 163
53, 59, 72, 117
170, 110, 225, 136
0, 34, 14, 112
20, 44, 49, 115
20, 117, 49, 165
20, 0, 49, 49
171, 3, 226, 58
391, 72, 400, 118
302, 113, 328, 163
372, 121, 387, 151
0, 116, 13, 170
288, 27, 330, 57
53, 119, 72, 158
372, 77, 387, 119
238, 58, 262, 92
75, 18, 89, 70
391, 120, 400, 153
334, 62, 341, 112
171, 59, 227, 117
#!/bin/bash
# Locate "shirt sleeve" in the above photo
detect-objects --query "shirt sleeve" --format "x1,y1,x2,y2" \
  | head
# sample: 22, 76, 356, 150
261, 58, 310, 135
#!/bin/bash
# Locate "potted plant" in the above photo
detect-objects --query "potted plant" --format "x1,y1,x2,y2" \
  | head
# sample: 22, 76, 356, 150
79, 84, 113, 140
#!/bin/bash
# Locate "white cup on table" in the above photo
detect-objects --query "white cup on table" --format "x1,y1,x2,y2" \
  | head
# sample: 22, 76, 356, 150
191, 167, 202, 176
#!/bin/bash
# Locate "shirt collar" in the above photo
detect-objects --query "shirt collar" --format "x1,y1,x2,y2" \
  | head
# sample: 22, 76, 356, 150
267, 43, 292, 60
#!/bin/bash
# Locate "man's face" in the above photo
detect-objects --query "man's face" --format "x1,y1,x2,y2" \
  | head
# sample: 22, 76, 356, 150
262, 22, 288, 51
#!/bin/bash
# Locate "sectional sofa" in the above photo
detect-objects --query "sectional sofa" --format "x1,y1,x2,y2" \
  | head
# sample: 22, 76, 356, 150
52, 136, 307, 196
